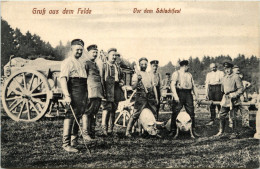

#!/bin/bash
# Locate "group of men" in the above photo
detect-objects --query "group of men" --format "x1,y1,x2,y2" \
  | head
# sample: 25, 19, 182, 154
59, 38, 255, 153
60, 39, 125, 152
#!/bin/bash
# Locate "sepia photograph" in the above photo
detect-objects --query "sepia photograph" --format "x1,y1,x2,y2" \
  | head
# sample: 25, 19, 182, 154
1, 1, 260, 168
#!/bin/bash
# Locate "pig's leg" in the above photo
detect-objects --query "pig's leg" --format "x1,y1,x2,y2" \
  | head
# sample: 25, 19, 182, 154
190, 128, 195, 139
173, 128, 179, 139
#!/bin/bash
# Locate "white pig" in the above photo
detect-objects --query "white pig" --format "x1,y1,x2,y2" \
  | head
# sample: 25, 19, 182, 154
138, 108, 164, 136
165, 111, 194, 139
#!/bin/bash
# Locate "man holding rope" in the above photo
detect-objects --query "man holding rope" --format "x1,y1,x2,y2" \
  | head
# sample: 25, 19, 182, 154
60, 39, 87, 153
170, 60, 200, 137
125, 57, 158, 138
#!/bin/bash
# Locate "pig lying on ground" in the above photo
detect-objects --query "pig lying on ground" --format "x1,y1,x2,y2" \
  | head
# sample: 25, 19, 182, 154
166, 111, 195, 139
137, 108, 164, 137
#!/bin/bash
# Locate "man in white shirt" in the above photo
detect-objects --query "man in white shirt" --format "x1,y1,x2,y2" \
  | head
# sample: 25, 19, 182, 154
205, 63, 224, 125
60, 39, 87, 153
125, 57, 158, 138
170, 60, 200, 137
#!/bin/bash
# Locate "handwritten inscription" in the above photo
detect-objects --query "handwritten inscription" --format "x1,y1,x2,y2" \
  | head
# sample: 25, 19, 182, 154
32, 8, 92, 15
133, 8, 181, 14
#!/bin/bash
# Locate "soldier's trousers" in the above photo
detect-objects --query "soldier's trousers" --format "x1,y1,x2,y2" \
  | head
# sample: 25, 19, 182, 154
66, 78, 87, 119
171, 89, 195, 130
66, 78, 87, 137
208, 84, 223, 120
219, 106, 239, 120
132, 90, 157, 121
85, 98, 102, 116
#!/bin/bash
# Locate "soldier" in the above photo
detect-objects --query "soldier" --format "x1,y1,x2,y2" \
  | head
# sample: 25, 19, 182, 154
214, 62, 243, 139
162, 73, 172, 100
125, 57, 158, 138
101, 48, 125, 136
60, 39, 87, 153
205, 63, 224, 125
149, 60, 162, 120
83, 44, 103, 139
170, 60, 200, 137
161, 73, 172, 111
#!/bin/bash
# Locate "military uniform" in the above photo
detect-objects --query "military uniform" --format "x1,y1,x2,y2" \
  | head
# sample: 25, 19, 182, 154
101, 48, 125, 135
84, 44, 104, 139
215, 62, 243, 138
60, 39, 87, 152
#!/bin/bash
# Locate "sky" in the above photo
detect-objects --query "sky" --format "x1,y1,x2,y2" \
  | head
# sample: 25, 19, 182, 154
1, 1, 259, 66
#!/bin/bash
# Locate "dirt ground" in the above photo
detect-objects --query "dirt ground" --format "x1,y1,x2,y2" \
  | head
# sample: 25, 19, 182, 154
1, 107, 259, 168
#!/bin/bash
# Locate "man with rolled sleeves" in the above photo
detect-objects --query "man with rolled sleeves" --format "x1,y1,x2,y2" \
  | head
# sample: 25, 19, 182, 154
125, 57, 158, 138
60, 39, 87, 153
214, 62, 243, 139
170, 60, 200, 137
149, 60, 162, 120
205, 63, 224, 125
101, 48, 125, 136
84, 44, 104, 139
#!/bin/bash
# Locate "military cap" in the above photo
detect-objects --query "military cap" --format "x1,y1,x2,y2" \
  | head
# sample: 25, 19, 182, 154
71, 39, 84, 47
179, 60, 189, 66
87, 44, 98, 51
139, 57, 148, 63
108, 48, 117, 54
115, 53, 121, 57
150, 60, 159, 65
223, 62, 233, 68
166, 73, 170, 75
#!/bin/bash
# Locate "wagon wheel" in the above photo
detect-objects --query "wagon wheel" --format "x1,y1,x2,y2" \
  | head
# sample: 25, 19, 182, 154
2, 69, 52, 122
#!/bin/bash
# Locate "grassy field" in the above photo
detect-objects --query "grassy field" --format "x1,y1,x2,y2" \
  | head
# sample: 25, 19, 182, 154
1, 107, 259, 168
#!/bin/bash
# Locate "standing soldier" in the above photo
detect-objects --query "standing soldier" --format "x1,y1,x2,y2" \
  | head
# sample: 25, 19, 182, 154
125, 57, 158, 138
101, 48, 125, 136
205, 63, 224, 125
161, 73, 172, 110
149, 60, 162, 120
170, 60, 200, 137
60, 39, 87, 153
162, 73, 172, 99
84, 44, 103, 139
214, 62, 243, 139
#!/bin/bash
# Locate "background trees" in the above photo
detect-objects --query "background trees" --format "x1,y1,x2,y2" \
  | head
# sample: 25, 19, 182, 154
1, 18, 259, 93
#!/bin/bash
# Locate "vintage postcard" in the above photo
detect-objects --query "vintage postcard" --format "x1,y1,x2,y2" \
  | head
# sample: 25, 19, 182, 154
1, 1, 259, 168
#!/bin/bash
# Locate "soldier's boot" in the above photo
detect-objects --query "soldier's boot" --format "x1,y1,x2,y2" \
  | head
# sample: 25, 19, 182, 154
90, 115, 96, 139
214, 119, 226, 137
71, 118, 79, 147
62, 118, 78, 153
108, 125, 114, 135
101, 110, 109, 136
230, 119, 240, 139
82, 114, 94, 141
108, 112, 115, 135
125, 117, 136, 138
191, 117, 200, 137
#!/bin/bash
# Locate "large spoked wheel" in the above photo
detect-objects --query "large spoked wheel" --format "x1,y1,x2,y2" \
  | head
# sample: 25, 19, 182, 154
2, 69, 52, 122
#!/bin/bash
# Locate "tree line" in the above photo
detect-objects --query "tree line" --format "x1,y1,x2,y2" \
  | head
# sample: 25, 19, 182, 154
158, 55, 259, 93
1, 18, 259, 93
